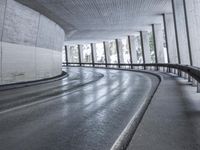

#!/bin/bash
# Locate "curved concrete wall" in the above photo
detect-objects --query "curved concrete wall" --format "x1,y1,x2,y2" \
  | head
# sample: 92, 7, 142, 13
0, 0, 65, 85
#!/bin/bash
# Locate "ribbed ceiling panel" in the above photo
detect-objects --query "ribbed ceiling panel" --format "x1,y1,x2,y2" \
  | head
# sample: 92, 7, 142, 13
16, 0, 172, 43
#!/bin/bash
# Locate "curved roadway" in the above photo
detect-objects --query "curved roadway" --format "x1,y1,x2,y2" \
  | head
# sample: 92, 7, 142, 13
0, 67, 159, 150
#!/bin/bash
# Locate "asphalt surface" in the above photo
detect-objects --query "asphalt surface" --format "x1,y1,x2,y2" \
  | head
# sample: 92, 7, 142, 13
0, 67, 159, 150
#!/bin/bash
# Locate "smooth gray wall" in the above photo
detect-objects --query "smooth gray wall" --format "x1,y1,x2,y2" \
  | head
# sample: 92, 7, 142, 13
0, 0, 65, 85
3, 0, 39, 46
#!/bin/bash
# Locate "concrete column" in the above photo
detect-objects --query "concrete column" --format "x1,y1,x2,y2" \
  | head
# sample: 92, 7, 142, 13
79, 45, 84, 62
184, 0, 200, 67
128, 36, 133, 66
115, 39, 121, 68
64, 45, 68, 64
140, 31, 151, 64
78, 45, 81, 65
172, 0, 191, 65
78, 45, 83, 66
117, 39, 124, 63
152, 24, 165, 63
91, 43, 97, 63
128, 36, 138, 64
163, 13, 179, 64
67, 45, 73, 62
91, 43, 97, 66
103, 41, 111, 64
90, 43, 94, 66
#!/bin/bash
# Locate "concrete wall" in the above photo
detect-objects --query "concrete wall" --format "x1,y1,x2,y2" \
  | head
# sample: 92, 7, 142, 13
184, 0, 200, 67
164, 13, 179, 64
0, 0, 65, 85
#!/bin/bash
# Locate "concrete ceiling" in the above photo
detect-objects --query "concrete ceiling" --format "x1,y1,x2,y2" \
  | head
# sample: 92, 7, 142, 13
16, 0, 172, 43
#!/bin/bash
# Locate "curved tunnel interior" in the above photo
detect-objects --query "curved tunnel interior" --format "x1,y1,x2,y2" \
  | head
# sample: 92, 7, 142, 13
0, 0, 200, 150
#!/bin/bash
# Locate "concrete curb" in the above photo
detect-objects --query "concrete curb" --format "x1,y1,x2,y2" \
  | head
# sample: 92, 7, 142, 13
0, 71, 68, 91
110, 72, 161, 150
95, 68, 162, 150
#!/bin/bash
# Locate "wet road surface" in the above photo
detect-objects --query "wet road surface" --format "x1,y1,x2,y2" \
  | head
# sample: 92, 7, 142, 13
0, 67, 159, 150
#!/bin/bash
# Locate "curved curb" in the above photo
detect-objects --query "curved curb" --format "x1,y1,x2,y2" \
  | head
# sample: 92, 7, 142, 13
0, 71, 68, 91
110, 72, 161, 150
105, 67, 163, 82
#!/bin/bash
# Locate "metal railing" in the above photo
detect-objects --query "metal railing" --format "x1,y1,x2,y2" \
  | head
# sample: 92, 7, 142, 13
63, 62, 200, 93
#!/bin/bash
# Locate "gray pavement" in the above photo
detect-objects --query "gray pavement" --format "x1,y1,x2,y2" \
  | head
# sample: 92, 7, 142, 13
0, 67, 159, 150
128, 72, 200, 150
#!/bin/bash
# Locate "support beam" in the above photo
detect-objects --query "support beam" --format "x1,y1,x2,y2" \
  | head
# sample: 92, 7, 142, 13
103, 42, 108, 67
140, 31, 151, 64
183, 0, 193, 66
152, 24, 165, 63
93, 43, 97, 63
128, 36, 133, 68
91, 43, 95, 67
152, 25, 158, 64
115, 39, 121, 68
183, 0, 200, 67
162, 14, 170, 63
78, 45, 82, 66
68, 45, 73, 63
117, 39, 124, 64
128, 35, 138, 64
163, 13, 179, 64
64, 45, 68, 66
172, 0, 191, 65
80, 45, 84, 62
103, 41, 111, 67
140, 31, 145, 64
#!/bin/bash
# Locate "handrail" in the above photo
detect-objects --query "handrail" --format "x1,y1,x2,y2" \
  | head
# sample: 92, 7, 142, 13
62, 62, 200, 92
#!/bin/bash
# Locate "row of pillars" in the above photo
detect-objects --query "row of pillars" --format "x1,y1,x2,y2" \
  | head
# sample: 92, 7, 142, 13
164, 0, 200, 67
65, 25, 165, 68
66, 0, 200, 69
